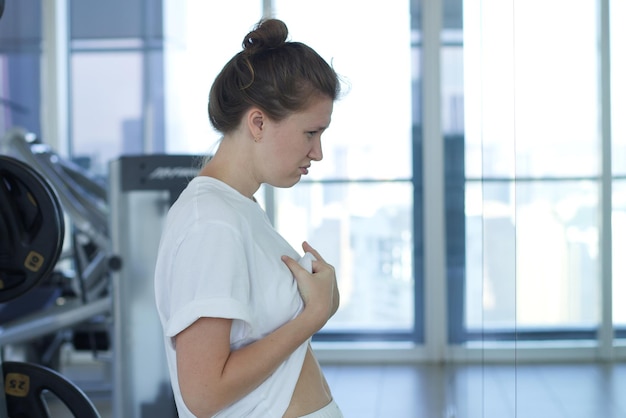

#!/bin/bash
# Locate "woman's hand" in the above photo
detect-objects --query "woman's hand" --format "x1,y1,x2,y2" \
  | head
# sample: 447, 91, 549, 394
281, 241, 340, 331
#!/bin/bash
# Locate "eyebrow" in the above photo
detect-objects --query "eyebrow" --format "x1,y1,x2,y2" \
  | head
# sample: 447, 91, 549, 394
312, 123, 330, 130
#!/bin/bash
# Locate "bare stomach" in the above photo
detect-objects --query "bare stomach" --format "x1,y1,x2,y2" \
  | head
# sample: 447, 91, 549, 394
282, 344, 332, 418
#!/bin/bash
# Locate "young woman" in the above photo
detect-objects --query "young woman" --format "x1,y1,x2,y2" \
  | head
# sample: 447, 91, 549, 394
154, 18, 344, 417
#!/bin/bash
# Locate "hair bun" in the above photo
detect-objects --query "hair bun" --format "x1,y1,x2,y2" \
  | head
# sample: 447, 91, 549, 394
242, 18, 289, 53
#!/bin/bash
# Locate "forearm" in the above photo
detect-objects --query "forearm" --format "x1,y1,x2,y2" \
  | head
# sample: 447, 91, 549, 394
179, 311, 323, 417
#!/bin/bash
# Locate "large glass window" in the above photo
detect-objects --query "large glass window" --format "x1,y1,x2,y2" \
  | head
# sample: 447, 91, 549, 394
457, 0, 602, 341
272, 0, 417, 340
163, 0, 262, 155
150, 0, 420, 341
68, 0, 167, 176
0, 1, 42, 138
71, 52, 143, 170
612, 0, 626, 331
275, 182, 415, 336
64, 1, 420, 342
59, 0, 625, 350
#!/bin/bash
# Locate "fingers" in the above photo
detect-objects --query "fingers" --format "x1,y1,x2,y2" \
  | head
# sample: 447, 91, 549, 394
301, 241, 325, 264
281, 255, 304, 276
283, 242, 331, 278
283, 244, 339, 323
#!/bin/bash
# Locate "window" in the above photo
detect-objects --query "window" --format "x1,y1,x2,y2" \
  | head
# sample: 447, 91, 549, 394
612, 0, 626, 333
152, 0, 420, 342
456, 0, 604, 342
68, 0, 168, 175
272, 0, 418, 341
0, 1, 41, 137
71, 51, 144, 171
58, 0, 625, 353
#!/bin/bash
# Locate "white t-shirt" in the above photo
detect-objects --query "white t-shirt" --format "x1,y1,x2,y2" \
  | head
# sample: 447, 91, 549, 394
154, 176, 309, 417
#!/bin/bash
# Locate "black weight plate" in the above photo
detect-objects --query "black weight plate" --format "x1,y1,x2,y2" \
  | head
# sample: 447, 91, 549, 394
3, 361, 101, 418
0, 156, 65, 303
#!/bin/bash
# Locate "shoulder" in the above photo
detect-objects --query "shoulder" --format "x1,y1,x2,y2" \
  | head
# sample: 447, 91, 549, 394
168, 176, 258, 233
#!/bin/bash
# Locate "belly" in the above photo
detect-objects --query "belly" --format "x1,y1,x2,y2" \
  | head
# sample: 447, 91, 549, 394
283, 345, 332, 418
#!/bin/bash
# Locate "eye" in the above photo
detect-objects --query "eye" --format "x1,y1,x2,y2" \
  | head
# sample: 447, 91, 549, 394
306, 131, 317, 138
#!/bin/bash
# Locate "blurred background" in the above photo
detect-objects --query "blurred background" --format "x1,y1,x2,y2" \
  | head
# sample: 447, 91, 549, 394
0, 0, 624, 417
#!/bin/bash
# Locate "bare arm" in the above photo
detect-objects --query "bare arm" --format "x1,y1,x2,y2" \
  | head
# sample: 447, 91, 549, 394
175, 242, 339, 417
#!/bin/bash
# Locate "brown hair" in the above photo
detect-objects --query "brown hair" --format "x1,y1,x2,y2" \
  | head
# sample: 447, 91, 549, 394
208, 19, 340, 134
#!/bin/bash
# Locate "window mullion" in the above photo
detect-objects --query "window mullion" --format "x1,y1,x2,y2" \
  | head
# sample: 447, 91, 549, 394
598, 0, 614, 360
422, 0, 448, 361
41, 0, 69, 155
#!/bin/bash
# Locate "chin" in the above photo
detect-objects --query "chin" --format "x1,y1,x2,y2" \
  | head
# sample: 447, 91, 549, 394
273, 176, 301, 189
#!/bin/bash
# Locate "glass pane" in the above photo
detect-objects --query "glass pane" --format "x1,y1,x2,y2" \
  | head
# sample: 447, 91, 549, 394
274, 182, 414, 332
442, 46, 465, 136
71, 0, 145, 40
464, 182, 515, 330
465, 180, 600, 331
0, 52, 41, 137
464, 0, 600, 179
612, 0, 626, 175
613, 180, 626, 326
71, 52, 142, 176
610, 0, 626, 176
0, 1, 42, 137
164, 0, 261, 155
274, 0, 413, 181
612, 0, 626, 331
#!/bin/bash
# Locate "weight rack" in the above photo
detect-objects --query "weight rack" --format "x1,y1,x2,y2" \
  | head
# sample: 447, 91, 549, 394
1, 129, 111, 416
2, 128, 198, 417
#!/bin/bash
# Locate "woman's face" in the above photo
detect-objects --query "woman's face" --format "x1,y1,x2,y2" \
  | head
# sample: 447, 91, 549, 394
258, 96, 333, 188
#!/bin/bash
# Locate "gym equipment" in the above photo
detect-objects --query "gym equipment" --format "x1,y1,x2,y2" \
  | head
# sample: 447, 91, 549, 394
1, 129, 108, 417
3, 361, 100, 417
109, 154, 198, 417
1, 128, 111, 316
4, 128, 109, 256
2, 129, 198, 417
1, 129, 111, 353
0, 155, 65, 302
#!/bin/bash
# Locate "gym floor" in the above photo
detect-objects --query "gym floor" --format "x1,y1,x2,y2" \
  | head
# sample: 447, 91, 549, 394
48, 353, 626, 418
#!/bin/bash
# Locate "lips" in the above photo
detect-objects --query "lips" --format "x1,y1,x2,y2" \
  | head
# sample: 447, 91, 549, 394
300, 166, 309, 175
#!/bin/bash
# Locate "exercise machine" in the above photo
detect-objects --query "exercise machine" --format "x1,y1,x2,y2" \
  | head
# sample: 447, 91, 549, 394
109, 154, 199, 417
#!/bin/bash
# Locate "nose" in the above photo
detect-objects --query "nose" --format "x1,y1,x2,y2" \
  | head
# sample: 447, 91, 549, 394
308, 137, 323, 161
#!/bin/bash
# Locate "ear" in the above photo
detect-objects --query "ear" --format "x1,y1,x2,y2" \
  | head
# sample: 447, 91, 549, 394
246, 107, 265, 141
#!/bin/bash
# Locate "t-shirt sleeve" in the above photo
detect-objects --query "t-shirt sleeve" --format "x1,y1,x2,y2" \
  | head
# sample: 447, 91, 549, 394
163, 220, 253, 341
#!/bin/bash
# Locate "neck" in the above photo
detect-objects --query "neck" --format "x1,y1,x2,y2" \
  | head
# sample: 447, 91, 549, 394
198, 137, 259, 199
